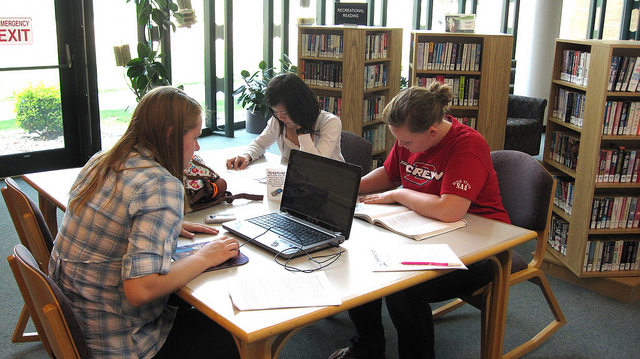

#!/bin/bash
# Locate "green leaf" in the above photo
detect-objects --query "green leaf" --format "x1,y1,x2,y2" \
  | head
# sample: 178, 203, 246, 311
127, 66, 145, 77
152, 8, 166, 27
137, 42, 152, 57
126, 57, 144, 67
155, 62, 169, 77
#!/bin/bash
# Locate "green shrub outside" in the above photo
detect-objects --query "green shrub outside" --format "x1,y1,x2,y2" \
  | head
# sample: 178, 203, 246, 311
13, 83, 63, 140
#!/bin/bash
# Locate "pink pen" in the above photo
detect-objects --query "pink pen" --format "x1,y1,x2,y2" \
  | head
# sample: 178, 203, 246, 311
401, 261, 451, 266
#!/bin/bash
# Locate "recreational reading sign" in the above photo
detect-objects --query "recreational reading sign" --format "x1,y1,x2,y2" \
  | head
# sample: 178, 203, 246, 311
334, 3, 368, 26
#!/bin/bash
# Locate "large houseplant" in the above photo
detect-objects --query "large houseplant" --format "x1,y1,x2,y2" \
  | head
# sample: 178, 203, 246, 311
124, 0, 188, 100
232, 55, 297, 133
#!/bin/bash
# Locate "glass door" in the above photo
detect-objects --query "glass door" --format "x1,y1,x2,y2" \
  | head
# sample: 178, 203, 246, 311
0, 0, 99, 177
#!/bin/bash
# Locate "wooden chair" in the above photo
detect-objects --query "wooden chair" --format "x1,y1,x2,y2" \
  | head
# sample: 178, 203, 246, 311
340, 130, 373, 175
433, 150, 566, 359
11, 244, 91, 358
3, 177, 55, 343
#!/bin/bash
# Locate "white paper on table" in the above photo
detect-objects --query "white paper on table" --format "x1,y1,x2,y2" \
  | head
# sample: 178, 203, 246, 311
227, 272, 342, 310
370, 244, 467, 272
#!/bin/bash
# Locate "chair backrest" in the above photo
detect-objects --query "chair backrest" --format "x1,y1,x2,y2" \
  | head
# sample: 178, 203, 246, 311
3, 177, 54, 274
13, 244, 91, 359
340, 130, 373, 175
491, 150, 556, 268
507, 94, 547, 122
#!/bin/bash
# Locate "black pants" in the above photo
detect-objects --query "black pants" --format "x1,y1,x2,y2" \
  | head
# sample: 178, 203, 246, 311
347, 259, 494, 359
154, 295, 240, 359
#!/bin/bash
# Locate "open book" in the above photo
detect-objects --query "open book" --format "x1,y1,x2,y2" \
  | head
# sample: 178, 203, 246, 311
354, 202, 468, 240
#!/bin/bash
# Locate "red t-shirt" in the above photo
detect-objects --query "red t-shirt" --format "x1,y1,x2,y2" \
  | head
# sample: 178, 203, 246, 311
384, 117, 510, 224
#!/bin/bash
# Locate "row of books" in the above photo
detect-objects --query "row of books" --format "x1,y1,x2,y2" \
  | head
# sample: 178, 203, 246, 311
551, 88, 584, 127
549, 214, 568, 255
607, 55, 640, 92
300, 60, 342, 88
299, 32, 390, 60
554, 177, 574, 216
548, 130, 580, 170
560, 49, 590, 87
453, 116, 477, 129
318, 95, 386, 124
318, 96, 342, 118
363, 124, 387, 152
300, 33, 343, 59
602, 101, 640, 136
583, 238, 640, 272
364, 63, 388, 90
363, 95, 386, 123
590, 196, 640, 230
414, 75, 479, 107
414, 41, 482, 72
365, 33, 389, 60
596, 147, 640, 183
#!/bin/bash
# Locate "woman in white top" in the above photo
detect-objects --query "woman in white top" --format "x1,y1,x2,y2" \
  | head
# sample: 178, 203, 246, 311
227, 72, 344, 169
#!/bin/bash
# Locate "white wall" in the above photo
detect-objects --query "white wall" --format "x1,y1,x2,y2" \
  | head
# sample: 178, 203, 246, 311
514, 0, 563, 102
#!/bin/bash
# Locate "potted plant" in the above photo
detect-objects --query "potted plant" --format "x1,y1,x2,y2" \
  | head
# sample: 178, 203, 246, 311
233, 55, 297, 134
123, 0, 183, 100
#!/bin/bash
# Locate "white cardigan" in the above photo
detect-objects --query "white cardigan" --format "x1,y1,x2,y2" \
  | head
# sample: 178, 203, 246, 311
244, 110, 344, 162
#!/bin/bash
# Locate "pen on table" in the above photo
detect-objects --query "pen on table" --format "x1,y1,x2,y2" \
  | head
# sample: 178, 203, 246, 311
400, 261, 460, 266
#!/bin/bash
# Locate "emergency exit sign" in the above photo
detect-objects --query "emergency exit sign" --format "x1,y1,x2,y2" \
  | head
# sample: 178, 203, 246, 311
0, 18, 33, 44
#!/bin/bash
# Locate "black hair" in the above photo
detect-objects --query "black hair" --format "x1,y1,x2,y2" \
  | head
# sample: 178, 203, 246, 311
265, 73, 321, 135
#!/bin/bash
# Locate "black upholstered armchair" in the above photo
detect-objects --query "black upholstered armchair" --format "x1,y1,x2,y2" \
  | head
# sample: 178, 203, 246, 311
504, 94, 548, 156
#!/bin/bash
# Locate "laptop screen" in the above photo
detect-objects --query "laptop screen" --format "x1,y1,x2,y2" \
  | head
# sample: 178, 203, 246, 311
281, 149, 362, 239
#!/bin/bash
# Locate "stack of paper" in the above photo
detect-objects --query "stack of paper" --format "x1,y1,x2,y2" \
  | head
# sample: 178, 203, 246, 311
227, 272, 342, 311
370, 244, 467, 271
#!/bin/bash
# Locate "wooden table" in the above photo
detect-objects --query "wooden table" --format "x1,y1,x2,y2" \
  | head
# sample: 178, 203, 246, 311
22, 147, 536, 359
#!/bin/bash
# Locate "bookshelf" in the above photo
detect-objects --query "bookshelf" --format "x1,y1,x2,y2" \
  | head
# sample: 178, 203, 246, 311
543, 39, 640, 279
408, 31, 512, 151
297, 25, 403, 164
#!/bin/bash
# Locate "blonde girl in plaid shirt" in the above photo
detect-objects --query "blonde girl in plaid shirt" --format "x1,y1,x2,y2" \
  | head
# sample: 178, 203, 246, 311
49, 87, 240, 358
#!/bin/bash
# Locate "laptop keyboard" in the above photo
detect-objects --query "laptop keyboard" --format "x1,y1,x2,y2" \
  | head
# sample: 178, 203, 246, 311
248, 213, 332, 246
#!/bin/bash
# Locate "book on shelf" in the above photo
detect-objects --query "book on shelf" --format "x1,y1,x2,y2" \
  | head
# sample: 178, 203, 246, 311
173, 241, 249, 272
602, 101, 640, 135
354, 202, 468, 240
549, 131, 580, 170
549, 214, 569, 255
416, 41, 481, 72
596, 146, 639, 183
553, 88, 585, 127
319, 96, 342, 118
590, 195, 640, 229
554, 176, 574, 216
607, 55, 640, 92
583, 237, 640, 272
363, 125, 387, 152
607, 56, 621, 91
627, 57, 640, 92
301, 33, 344, 59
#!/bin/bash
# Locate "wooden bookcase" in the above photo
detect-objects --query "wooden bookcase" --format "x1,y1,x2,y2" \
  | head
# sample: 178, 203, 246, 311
408, 31, 512, 151
297, 25, 403, 162
543, 39, 640, 278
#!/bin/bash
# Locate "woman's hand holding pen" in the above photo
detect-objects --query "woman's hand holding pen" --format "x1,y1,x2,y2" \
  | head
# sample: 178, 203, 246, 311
226, 154, 251, 170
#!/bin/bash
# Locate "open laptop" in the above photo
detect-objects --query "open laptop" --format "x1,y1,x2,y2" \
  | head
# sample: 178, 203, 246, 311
223, 149, 362, 258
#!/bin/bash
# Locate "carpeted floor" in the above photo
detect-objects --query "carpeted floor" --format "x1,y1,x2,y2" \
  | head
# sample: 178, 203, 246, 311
2, 130, 639, 358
